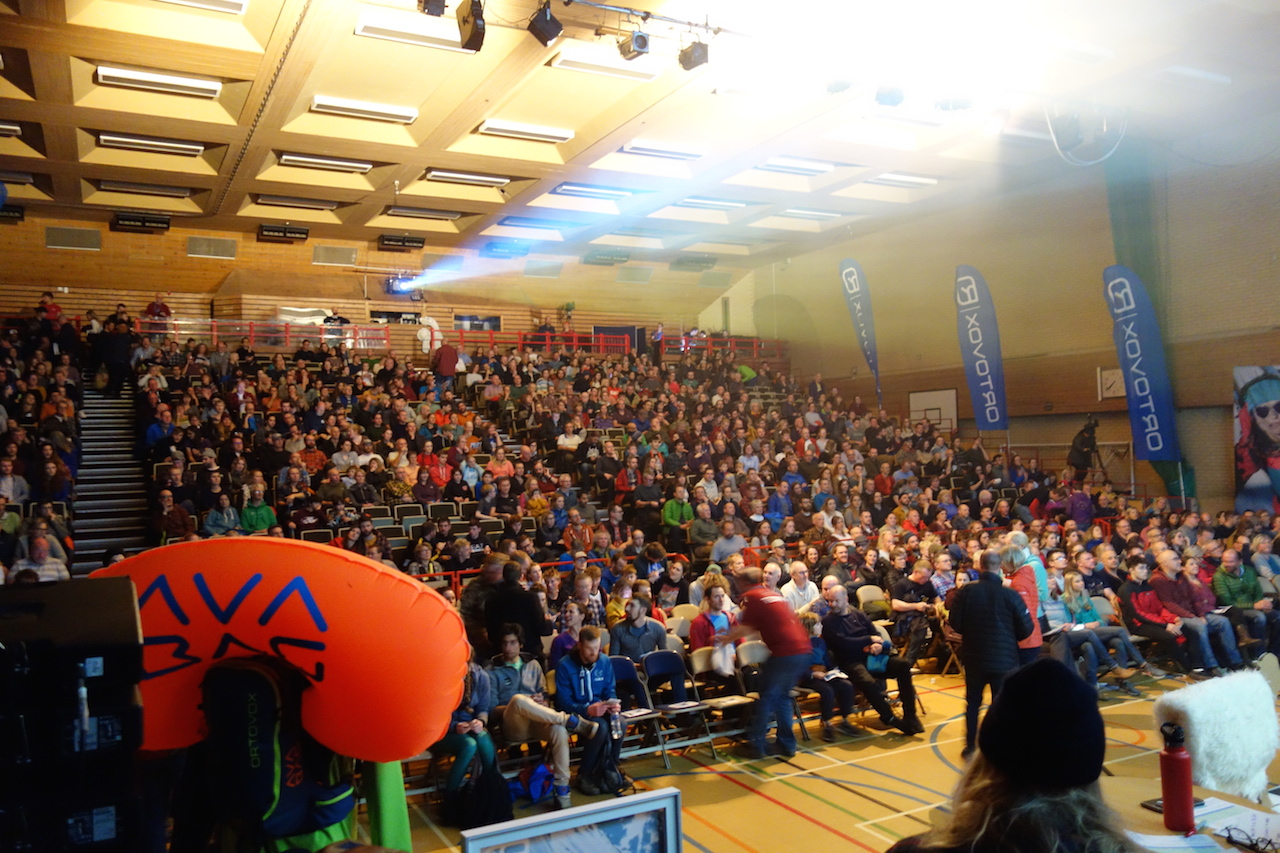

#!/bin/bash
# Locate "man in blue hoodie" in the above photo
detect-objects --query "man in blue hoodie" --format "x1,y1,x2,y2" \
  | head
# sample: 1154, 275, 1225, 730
554, 626, 622, 794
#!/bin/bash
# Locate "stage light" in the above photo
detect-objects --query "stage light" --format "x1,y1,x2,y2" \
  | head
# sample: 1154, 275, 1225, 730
527, 1, 562, 47
679, 41, 708, 71
618, 30, 649, 61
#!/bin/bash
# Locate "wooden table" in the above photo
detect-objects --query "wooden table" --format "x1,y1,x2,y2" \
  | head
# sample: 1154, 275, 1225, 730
1102, 774, 1271, 849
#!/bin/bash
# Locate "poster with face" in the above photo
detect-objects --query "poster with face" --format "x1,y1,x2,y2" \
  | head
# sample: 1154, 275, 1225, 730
1234, 366, 1280, 513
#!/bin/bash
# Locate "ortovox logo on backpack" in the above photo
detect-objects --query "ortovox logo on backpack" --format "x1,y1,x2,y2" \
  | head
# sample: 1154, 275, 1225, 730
201, 658, 354, 843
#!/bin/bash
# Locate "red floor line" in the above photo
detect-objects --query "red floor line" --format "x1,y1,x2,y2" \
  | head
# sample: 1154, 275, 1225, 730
683, 755, 881, 853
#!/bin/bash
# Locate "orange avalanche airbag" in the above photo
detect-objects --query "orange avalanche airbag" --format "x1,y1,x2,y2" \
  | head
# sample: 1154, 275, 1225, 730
92, 538, 468, 763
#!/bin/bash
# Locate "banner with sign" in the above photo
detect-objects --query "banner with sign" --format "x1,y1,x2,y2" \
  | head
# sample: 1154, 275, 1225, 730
1233, 365, 1280, 513
954, 265, 1009, 431
1102, 264, 1180, 461
839, 258, 882, 407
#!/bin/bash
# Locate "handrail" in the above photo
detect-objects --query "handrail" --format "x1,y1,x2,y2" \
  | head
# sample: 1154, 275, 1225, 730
132, 318, 393, 351
658, 335, 788, 361
448, 329, 631, 356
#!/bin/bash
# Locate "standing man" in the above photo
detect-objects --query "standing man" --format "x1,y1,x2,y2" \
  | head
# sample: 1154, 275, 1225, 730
717, 568, 812, 759
949, 550, 1034, 760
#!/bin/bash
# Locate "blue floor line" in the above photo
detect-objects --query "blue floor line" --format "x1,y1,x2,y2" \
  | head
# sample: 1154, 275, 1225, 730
684, 833, 715, 853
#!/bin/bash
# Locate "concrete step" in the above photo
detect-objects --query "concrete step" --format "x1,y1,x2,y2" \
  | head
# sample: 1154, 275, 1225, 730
77, 482, 147, 497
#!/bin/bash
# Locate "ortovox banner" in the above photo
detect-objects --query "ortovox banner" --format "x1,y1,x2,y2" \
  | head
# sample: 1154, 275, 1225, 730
839, 258, 882, 407
954, 265, 1009, 431
1103, 264, 1180, 460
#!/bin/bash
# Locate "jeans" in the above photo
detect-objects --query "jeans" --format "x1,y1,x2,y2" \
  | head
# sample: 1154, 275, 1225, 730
1132, 622, 1192, 672
1229, 608, 1280, 657
964, 669, 1009, 750
1180, 614, 1242, 669
748, 653, 809, 752
435, 729, 497, 791
1065, 629, 1116, 686
802, 673, 856, 722
1092, 625, 1148, 668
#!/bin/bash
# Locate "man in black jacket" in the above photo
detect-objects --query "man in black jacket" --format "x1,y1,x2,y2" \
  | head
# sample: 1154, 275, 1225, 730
949, 549, 1034, 760
822, 586, 923, 735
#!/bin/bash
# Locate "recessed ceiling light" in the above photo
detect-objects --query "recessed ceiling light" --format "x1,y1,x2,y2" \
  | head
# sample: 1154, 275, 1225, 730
354, 10, 474, 52
99, 179, 191, 197
550, 40, 660, 82
476, 119, 573, 144
551, 183, 633, 201
310, 95, 418, 124
499, 215, 582, 230
98, 133, 204, 157
278, 152, 373, 174
0, 170, 34, 185
0, 122, 21, 138
676, 197, 746, 211
424, 168, 510, 188
781, 208, 843, 220
95, 65, 222, 99
756, 156, 835, 177
387, 206, 463, 220
257, 194, 339, 210
1150, 65, 1232, 86
621, 140, 702, 161
866, 172, 938, 188
154, 0, 247, 14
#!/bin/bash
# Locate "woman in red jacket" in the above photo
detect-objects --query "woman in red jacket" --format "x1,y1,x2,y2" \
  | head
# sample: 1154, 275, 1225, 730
1000, 543, 1043, 666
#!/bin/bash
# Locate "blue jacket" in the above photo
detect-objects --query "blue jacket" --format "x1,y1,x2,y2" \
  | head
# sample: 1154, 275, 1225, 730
554, 648, 616, 716
449, 662, 493, 726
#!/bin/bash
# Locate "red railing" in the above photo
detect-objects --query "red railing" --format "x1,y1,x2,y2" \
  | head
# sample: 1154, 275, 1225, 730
133, 318, 393, 351
447, 329, 631, 355
658, 335, 788, 361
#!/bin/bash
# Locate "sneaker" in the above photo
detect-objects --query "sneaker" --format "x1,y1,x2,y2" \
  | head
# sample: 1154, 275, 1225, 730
567, 714, 599, 738
1142, 663, 1168, 679
736, 743, 768, 760
821, 723, 836, 742
1209, 667, 1227, 678
1117, 679, 1142, 697
576, 775, 600, 796
837, 720, 861, 738
553, 785, 573, 810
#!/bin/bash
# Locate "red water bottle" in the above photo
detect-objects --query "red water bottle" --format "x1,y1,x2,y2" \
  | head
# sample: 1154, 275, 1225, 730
1160, 722, 1195, 833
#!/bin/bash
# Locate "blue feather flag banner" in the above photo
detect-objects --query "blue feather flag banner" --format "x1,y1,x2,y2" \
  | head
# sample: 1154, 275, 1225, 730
839, 258, 882, 407
954, 265, 1009, 430
1103, 265, 1181, 460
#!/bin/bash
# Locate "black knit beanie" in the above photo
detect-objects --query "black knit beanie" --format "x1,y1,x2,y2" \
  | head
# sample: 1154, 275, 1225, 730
978, 658, 1106, 789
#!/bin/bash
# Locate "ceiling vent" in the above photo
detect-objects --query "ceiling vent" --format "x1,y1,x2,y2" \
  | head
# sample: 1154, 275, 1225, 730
98, 133, 204, 157
477, 119, 573, 143
310, 95, 418, 124
95, 65, 222, 98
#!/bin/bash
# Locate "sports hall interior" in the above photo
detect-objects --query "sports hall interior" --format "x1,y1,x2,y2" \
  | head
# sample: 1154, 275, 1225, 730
1, 0, 1280, 850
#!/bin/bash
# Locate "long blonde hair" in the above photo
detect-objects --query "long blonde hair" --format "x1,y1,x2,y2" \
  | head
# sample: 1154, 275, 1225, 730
920, 752, 1135, 853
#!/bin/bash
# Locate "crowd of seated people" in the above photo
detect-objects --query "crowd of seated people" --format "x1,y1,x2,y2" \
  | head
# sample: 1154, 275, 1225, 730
0, 291, 83, 583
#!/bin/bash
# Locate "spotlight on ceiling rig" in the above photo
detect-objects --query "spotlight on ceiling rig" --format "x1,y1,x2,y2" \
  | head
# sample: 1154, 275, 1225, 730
457, 0, 485, 51
527, 1, 562, 46
618, 30, 649, 60
678, 40, 708, 71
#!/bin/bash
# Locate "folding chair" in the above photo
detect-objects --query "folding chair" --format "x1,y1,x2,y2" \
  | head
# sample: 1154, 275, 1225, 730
457, 500, 479, 519
671, 603, 701, 624
365, 505, 392, 519
401, 515, 426, 538
372, 517, 398, 529
479, 519, 504, 536
689, 647, 755, 715
642, 649, 719, 760
666, 616, 691, 640
300, 529, 332, 544
427, 502, 454, 521
1092, 595, 1151, 648
394, 503, 424, 521
609, 656, 669, 768
387, 536, 410, 565
664, 633, 686, 653
736, 640, 810, 741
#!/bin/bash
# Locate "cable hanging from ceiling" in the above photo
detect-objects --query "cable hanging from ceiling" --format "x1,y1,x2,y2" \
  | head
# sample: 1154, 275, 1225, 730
1042, 102, 1129, 167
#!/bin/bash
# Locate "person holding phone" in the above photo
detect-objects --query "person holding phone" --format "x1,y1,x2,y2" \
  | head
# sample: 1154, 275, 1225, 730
554, 626, 623, 795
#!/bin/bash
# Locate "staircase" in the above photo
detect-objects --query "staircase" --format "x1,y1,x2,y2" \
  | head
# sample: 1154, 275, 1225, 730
72, 391, 149, 574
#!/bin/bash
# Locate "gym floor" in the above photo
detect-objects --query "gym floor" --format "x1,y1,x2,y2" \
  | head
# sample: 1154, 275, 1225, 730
394, 670, 1274, 852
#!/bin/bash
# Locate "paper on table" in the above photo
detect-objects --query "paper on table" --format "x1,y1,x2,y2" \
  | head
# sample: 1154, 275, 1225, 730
1126, 831, 1221, 851
1209, 806, 1280, 843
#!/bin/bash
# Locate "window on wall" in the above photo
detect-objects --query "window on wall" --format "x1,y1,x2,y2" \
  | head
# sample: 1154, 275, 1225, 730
454, 315, 501, 331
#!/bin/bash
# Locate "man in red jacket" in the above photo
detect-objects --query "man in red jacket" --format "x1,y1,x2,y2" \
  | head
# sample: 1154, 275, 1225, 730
1149, 550, 1242, 676
717, 568, 812, 759
1118, 560, 1194, 675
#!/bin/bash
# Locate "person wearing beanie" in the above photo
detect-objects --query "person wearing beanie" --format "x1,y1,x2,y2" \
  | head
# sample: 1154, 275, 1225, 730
1234, 368, 1280, 514
887, 658, 1133, 853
